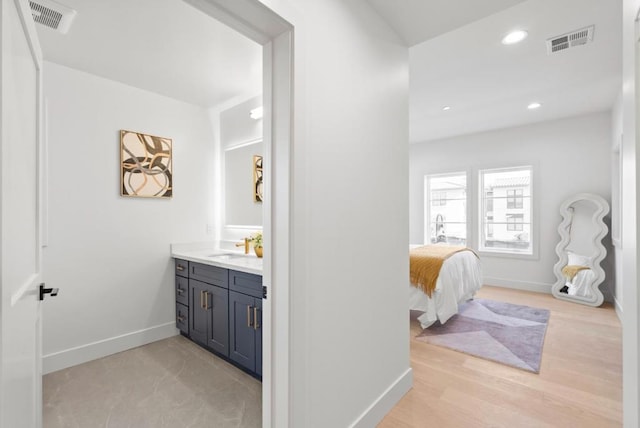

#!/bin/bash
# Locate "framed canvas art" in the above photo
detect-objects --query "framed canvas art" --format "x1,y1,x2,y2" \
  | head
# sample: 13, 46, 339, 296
120, 130, 172, 198
253, 155, 263, 202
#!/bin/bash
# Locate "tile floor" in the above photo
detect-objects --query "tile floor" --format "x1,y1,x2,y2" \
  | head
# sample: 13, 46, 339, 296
43, 335, 261, 428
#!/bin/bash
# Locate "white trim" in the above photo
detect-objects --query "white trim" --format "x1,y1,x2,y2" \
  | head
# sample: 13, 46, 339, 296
223, 137, 262, 151
181, 2, 294, 427
42, 323, 178, 374
423, 171, 468, 245
349, 368, 413, 428
478, 165, 536, 258
483, 276, 552, 294
614, 295, 623, 322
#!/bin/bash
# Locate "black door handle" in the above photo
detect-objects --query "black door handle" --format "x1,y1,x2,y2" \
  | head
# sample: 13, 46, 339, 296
39, 283, 59, 301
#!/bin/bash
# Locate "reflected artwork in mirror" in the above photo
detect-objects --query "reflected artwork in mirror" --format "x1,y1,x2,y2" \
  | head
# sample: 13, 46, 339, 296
551, 193, 609, 307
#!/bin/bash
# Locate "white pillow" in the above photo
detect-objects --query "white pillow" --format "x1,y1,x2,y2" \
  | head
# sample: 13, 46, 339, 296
567, 251, 591, 267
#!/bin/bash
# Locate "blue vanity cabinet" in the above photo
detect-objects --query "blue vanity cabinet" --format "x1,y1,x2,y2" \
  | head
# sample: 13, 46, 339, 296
228, 270, 263, 375
175, 302, 189, 335
229, 291, 262, 373
255, 298, 262, 377
175, 259, 189, 335
174, 258, 261, 377
175, 259, 188, 278
189, 279, 229, 357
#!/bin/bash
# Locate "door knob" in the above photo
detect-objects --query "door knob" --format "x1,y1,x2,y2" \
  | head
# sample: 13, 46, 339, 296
39, 283, 59, 301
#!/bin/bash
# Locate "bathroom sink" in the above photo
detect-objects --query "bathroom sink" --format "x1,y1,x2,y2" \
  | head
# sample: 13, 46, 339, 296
207, 253, 247, 260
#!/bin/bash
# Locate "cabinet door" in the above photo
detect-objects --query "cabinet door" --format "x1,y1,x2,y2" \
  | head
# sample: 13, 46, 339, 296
175, 275, 188, 306
176, 303, 189, 335
206, 284, 229, 357
175, 259, 189, 278
189, 280, 209, 346
255, 298, 262, 377
229, 291, 256, 372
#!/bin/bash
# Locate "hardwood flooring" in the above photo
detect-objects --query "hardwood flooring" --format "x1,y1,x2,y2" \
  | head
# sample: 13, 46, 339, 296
379, 286, 622, 428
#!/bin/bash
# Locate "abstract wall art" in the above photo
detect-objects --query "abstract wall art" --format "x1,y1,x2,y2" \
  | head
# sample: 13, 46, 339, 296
253, 155, 263, 202
120, 130, 172, 198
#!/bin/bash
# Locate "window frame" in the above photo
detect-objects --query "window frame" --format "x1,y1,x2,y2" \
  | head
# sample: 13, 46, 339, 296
423, 171, 469, 246
478, 165, 535, 258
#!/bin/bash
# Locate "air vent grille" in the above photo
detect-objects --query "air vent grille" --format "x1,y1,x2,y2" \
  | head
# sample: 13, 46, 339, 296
29, 0, 77, 34
30, 2, 63, 30
547, 25, 594, 54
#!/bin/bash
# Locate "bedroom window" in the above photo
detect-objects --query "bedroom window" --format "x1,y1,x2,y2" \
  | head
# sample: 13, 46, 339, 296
424, 172, 467, 245
507, 189, 523, 209
506, 214, 524, 231
431, 191, 447, 206
480, 166, 532, 255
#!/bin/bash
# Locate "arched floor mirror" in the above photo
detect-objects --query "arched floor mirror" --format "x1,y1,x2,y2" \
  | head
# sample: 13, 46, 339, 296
552, 193, 609, 307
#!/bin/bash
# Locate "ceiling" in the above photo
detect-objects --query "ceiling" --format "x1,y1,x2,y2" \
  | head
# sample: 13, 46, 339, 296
35, 0, 262, 109
34, 0, 621, 144
365, 0, 528, 47
384, 0, 621, 143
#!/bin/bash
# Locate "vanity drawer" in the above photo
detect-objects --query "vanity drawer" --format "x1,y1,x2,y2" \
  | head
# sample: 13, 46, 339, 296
229, 270, 262, 298
176, 303, 189, 335
190, 262, 228, 288
175, 276, 188, 306
175, 259, 189, 278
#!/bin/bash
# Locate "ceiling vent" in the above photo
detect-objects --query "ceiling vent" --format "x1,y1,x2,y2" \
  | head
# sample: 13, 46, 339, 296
29, 0, 77, 34
546, 25, 594, 54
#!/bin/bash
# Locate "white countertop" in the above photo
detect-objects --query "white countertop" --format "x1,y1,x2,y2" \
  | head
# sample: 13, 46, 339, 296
171, 242, 263, 276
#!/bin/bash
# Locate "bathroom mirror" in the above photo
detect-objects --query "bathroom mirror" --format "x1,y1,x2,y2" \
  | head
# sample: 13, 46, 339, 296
551, 193, 609, 306
224, 140, 263, 227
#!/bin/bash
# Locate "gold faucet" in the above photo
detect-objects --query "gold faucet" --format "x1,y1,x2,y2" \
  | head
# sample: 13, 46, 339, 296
235, 238, 249, 254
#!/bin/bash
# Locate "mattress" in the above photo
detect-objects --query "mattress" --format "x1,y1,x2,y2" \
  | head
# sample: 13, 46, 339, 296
409, 249, 482, 329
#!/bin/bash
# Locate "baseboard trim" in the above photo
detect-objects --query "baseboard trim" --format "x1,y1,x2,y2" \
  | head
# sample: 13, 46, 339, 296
349, 367, 413, 428
614, 296, 623, 321
43, 322, 178, 374
483, 276, 552, 294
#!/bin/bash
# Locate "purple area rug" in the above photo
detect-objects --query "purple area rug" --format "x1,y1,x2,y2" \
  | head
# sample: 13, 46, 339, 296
416, 299, 550, 373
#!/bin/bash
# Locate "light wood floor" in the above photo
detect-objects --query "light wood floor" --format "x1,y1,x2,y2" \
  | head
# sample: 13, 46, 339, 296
379, 286, 622, 428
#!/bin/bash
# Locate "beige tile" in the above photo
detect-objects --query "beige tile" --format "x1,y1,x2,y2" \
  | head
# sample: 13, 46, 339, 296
44, 335, 261, 428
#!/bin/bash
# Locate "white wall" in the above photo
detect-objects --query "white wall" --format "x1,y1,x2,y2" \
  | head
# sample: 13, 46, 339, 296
611, 91, 624, 315
410, 112, 613, 296
622, 0, 639, 425
42, 61, 216, 373
258, 1, 411, 426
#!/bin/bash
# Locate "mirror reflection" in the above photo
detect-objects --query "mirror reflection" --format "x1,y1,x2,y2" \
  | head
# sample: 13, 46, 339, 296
224, 140, 263, 227
552, 193, 609, 306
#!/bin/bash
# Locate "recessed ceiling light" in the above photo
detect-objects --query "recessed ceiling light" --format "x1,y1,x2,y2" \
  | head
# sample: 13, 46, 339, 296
442, 106, 451, 111
527, 102, 542, 110
502, 30, 528, 45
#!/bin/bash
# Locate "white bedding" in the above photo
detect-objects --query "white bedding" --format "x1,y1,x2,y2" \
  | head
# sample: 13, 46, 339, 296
409, 249, 483, 329
565, 268, 594, 297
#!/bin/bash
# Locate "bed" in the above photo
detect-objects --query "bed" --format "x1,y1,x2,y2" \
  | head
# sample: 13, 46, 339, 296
562, 269, 595, 297
409, 244, 483, 329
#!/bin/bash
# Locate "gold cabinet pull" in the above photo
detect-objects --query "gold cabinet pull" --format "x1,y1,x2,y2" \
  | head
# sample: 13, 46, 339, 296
176, 264, 184, 271
177, 315, 185, 323
247, 305, 253, 328
254, 306, 260, 330
177, 287, 184, 294
200, 290, 204, 309
203, 291, 209, 310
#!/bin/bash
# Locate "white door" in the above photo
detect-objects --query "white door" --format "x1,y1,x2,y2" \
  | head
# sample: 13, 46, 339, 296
0, 0, 44, 427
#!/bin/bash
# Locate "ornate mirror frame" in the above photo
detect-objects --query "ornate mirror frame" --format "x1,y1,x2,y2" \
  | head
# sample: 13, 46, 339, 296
551, 193, 609, 307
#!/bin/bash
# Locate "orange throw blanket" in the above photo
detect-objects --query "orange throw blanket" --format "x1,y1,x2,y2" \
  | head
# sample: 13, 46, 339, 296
562, 265, 590, 281
410, 245, 474, 297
